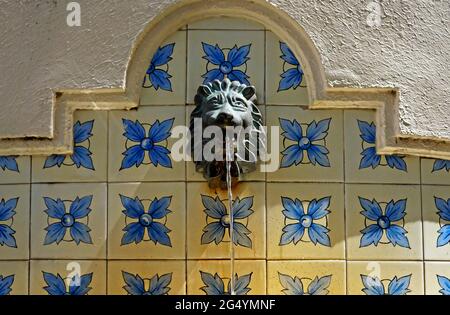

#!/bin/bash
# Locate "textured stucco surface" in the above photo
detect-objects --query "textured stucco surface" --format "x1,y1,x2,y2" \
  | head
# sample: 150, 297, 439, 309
0, 0, 448, 140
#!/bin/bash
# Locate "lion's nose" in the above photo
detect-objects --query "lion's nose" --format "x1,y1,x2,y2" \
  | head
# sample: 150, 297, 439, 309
216, 112, 234, 125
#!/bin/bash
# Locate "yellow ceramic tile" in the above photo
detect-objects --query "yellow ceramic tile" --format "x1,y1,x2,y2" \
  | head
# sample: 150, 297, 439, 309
187, 30, 265, 104
0, 261, 28, 295
140, 31, 187, 105
108, 183, 185, 259
185, 105, 266, 182
421, 158, 450, 185
267, 183, 345, 259
0, 156, 30, 184
0, 184, 29, 260
108, 260, 186, 295
266, 106, 344, 182
345, 184, 422, 260
32, 111, 108, 183
30, 260, 106, 295
187, 182, 265, 259
344, 110, 420, 184
108, 106, 185, 182
266, 32, 309, 105
267, 260, 345, 295
187, 260, 265, 295
347, 261, 423, 295
425, 262, 450, 295
422, 185, 450, 260
188, 17, 265, 30
30, 183, 107, 259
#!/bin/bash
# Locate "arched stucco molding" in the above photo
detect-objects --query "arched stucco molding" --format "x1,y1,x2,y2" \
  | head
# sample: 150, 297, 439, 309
0, 0, 448, 159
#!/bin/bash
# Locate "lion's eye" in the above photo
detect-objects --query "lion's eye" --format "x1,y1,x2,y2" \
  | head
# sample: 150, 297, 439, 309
231, 100, 246, 109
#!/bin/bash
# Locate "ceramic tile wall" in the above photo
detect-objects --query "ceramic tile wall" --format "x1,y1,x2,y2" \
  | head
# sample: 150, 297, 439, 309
0, 17, 449, 295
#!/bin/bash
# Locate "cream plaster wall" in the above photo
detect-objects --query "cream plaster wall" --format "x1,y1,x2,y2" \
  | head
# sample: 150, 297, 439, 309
0, 0, 448, 142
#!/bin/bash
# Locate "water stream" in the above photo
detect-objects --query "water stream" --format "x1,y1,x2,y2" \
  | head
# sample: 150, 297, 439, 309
225, 137, 235, 295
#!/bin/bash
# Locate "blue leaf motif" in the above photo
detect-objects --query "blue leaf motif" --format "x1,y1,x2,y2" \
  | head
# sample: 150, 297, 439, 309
0, 198, 18, 221
144, 43, 175, 91
202, 43, 225, 65
0, 225, 17, 248
148, 196, 172, 219
232, 222, 252, 248
69, 195, 92, 219
43, 197, 66, 219
307, 197, 330, 220
120, 195, 145, 219
0, 275, 14, 295
149, 273, 172, 295
279, 118, 302, 141
151, 43, 174, 67
68, 273, 93, 295
229, 273, 252, 295
122, 119, 146, 142
43, 155, 66, 169
386, 155, 407, 171
359, 147, 381, 169
435, 197, 450, 221
232, 197, 254, 219
437, 225, 450, 247
357, 120, 376, 144
121, 222, 145, 245
359, 197, 383, 221
361, 275, 385, 295
228, 44, 251, 67
279, 42, 299, 66
43, 272, 67, 295
122, 271, 146, 295
73, 120, 94, 144
148, 222, 172, 246
202, 195, 227, 219
387, 275, 411, 295
306, 119, 331, 142
307, 275, 332, 295
278, 273, 304, 295
0, 156, 19, 172
200, 271, 225, 295
308, 223, 331, 246
437, 275, 450, 295
433, 159, 450, 172
278, 68, 303, 91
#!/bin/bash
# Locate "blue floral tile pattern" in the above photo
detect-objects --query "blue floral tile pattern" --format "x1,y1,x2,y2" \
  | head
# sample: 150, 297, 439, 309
201, 195, 253, 248
437, 275, 450, 295
0, 156, 19, 172
278, 42, 304, 91
143, 43, 175, 91
278, 273, 331, 295
200, 271, 252, 295
357, 120, 407, 171
0, 274, 14, 295
201, 42, 251, 85
361, 274, 411, 295
0, 197, 18, 248
279, 118, 331, 168
122, 271, 172, 295
120, 118, 173, 170
279, 196, 331, 247
435, 197, 450, 247
43, 196, 93, 245
433, 159, 450, 172
43, 271, 93, 295
359, 197, 410, 248
44, 120, 94, 170
120, 194, 172, 247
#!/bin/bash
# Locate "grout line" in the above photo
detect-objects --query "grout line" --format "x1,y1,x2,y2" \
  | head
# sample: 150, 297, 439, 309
28, 157, 32, 295
342, 110, 348, 295
105, 110, 109, 295
184, 25, 189, 295
419, 157, 426, 294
